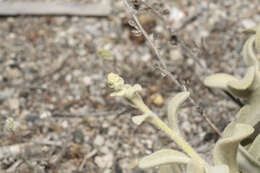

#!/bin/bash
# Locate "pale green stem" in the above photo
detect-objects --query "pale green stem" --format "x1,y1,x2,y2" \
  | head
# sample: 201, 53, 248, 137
150, 116, 206, 165
129, 94, 153, 114
129, 94, 206, 165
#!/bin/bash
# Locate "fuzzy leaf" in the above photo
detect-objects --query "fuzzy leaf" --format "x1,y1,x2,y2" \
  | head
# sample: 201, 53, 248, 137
110, 89, 126, 97
242, 35, 259, 68
186, 160, 204, 173
237, 146, 260, 173
204, 73, 236, 90
98, 48, 115, 61
213, 123, 254, 173
132, 114, 153, 125
110, 84, 142, 100
228, 66, 255, 90
242, 27, 257, 34
167, 92, 190, 135
159, 164, 182, 173
138, 149, 190, 169
236, 102, 260, 126
227, 66, 255, 97
205, 164, 229, 173
248, 134, 260, 160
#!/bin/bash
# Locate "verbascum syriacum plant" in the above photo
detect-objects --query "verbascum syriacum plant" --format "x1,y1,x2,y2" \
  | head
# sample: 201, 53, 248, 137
108, 73, 257, 173
203, 24, 260, 173
107, 24, 260, 173
204, 24, 260, 129
204, 25, 260, 173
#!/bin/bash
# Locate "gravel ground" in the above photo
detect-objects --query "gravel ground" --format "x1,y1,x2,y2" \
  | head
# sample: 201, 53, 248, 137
0, 0, 259, 173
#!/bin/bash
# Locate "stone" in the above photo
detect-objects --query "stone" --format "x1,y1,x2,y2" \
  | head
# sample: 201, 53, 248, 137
94, 135, 105, 146
82, 76, 92, 86
6, 68, 22, 79
40, 111, 51, 119
8, 98, 20, 110
94, 153, 113, 168
0, 89, 14, 101
150, 93, 164, 106
170, 48, 183, 61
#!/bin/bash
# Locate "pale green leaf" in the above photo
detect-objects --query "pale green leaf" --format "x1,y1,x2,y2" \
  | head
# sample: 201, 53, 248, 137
205, 164, 229, 173
213, 123, 254, 173
237, 146, 260, 173
139, 149, 190, 169
159, 164, 182, 173
132, 114, 153, 125
167, 92, 190, 135
204, 73, 236, 90
98, 48, 115, 61
186, 160, 204, 173
242, 35, 259, 68
242, 27, 257, 34
228, 66, 255, 91
248, 134, 260, 160
236, 103, 260, 129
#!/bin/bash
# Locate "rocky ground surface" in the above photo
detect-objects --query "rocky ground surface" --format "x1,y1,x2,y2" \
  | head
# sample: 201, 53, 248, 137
0, 0, 259, 173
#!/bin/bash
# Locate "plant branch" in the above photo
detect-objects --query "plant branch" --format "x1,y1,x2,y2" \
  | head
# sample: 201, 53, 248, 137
150, 115, 206, 164
123, 0, 167, 69
123, 0, 222, 137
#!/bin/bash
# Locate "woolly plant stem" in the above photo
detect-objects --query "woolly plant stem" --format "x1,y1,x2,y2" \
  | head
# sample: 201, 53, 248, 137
150, 116, 206, 165
130, 94, 152, 114
130, 94, 206, 165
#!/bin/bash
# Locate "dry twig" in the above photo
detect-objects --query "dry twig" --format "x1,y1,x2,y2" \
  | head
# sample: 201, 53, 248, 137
6, 160, 23, 172
123, 0, 167, 70
123, 0, 222, 136
78, 149, 97, 171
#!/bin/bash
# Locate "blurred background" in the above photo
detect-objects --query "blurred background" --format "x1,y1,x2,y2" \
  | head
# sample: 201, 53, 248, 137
0, 0, 259, 172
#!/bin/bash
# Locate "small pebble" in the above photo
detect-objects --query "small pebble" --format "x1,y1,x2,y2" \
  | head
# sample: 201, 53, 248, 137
40, 111, 51, 119
8, 98, 20, 110
94, 153, 113, 168
94, 135, 105, 146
